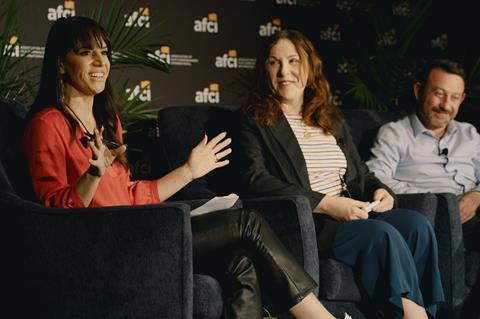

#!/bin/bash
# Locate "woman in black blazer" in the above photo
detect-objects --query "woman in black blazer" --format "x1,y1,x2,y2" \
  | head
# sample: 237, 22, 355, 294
237, 30, 444, 319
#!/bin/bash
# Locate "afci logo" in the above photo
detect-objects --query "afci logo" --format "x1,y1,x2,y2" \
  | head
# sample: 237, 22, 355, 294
215, 50, 237, 68
330, 89, 342, 107
155, 46, 171, 64
276, 0, 297, 5
195, 83, 220, 104
319, 24, 341, 41
431, 33, 448, 51
47, 1, 76, 21
125, 7, 150, 28
337, 58, 357, 75
152, 46, 199, 67
336, 0, 358, 11
4, 36, 20, 57
392, 1, 411, 17
377, 28, 397, 46
126, 81, 152, 102
259, 18, 281, 37
193, 13, 218, 33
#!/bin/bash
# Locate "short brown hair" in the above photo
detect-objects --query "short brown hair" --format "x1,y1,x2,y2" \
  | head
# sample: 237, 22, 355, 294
417, 58, 466, 86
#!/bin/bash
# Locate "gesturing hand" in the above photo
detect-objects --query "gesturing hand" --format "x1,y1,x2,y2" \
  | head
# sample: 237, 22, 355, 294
185, 132, 232, 180
88, 127, 127, 177
315, 195, 370, 221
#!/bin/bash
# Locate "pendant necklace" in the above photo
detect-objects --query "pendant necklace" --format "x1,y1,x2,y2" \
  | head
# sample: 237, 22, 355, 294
303, 122, 312, 138
63, 102, 95, 138
63, 103, 120, 149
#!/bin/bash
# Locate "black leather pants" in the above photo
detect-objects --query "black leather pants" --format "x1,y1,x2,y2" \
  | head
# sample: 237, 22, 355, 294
220, 248, 263, 318
192, 208, 317, 318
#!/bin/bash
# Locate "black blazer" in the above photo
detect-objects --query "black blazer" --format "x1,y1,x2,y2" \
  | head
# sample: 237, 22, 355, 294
236, 108, 397, 253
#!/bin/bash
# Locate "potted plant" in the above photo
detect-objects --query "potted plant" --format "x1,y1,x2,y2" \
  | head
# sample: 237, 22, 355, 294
0, 0, 37, 103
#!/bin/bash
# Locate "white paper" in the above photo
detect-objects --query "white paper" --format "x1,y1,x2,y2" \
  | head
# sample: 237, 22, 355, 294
190, 193, 240, 217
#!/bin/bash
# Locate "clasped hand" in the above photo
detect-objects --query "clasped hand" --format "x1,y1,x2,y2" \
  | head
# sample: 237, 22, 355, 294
316, 188, 394, 221
88, 127, 127, 177
185, 132, 232, 180
371, 188, 394, 213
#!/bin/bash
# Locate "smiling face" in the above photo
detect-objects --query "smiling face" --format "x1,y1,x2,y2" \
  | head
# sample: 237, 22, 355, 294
60, 40, 110, 98
415, 68, 465, 136
265, 38, 308, 111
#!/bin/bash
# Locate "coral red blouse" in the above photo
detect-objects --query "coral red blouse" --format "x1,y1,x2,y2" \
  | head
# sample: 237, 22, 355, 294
23, 107, 161, 208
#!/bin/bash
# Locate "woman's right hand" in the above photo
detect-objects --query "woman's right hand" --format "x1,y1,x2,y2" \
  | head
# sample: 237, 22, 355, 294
315, 195, 370, 221
185, 132, 232, 180
88, 127, 127, 177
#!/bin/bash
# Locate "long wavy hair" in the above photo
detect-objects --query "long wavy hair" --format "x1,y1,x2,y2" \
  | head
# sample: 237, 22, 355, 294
248, 29, 341, 135
30, 16, 128, 168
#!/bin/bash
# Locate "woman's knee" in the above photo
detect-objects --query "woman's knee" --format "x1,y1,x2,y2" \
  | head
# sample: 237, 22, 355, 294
231, 208, 268, 240
369, 219, 401, 236
346, 220, 405, 247
238, 208, 265, 226
390, 209, 435, 237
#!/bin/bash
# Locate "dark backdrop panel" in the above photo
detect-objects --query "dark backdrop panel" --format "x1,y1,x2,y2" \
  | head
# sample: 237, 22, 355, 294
8, 0, 478, 111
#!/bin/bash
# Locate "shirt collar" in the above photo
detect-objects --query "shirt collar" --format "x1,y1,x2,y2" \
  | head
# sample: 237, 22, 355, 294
409, 113, 458, 138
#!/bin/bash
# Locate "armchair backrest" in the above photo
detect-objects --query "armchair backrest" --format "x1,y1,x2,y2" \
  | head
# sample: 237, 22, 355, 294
342, 109, 407, 161
156, 105, 241, 200
156, 106, 409, 198
0, 99, 34, 199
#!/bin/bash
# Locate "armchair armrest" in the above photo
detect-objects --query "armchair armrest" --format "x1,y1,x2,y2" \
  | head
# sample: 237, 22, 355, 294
397, 193, 437, 225
170, 197, 242, 211
398, 192, 465, 311
241, 195, 319, 295
1, 192, 193, 319
434, 193, 466, 311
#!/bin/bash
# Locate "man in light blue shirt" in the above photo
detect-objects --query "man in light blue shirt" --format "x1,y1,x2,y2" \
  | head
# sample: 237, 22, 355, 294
367, 59, 480, 227
367, 59, 480, 316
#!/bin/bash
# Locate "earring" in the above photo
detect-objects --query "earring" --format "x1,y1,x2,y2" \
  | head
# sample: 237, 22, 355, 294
58, 76, 65, 106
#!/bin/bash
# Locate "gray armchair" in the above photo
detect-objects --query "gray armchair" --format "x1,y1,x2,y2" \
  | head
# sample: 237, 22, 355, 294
156, 105, 320, 318
0, 100, 193, 319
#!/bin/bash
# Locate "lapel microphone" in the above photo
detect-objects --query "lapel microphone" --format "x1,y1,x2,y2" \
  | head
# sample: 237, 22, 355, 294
337, 138, 345, 147
64, 103, 121, 150
439, 148, 448, 156
80, 132, 121, 149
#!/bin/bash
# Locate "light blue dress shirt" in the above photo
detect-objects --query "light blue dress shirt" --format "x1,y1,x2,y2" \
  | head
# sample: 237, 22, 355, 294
366, 113, 480, 195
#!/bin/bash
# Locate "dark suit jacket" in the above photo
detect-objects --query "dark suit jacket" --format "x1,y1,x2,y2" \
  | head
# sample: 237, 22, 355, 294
236, 107, 397, 253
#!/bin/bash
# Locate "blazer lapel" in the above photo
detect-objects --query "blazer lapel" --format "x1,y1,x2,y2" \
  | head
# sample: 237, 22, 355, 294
266, 116, 311, 189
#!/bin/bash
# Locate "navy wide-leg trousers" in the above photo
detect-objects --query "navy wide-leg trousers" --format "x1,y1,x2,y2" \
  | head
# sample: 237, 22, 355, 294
333, 209, 444, 318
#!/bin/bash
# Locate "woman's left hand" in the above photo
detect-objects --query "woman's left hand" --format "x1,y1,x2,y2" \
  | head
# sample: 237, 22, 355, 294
185, 132, 232, 180
371, 188, 394, 213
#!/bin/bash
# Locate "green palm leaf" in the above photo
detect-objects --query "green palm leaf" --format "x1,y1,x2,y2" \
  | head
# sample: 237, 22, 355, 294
0, 0, 37, 103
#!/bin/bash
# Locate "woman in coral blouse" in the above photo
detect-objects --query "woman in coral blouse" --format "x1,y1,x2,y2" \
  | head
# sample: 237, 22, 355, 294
23, 16, 338, 319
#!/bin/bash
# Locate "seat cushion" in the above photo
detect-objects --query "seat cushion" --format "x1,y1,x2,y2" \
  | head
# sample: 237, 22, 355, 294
193, 274, 223, 319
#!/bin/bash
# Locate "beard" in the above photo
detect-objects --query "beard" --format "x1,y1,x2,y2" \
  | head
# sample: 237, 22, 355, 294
424, 106, 453, 129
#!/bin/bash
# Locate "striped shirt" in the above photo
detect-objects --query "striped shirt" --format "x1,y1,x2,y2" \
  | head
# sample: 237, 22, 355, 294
285, 115, 347, 196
